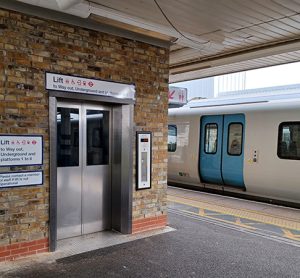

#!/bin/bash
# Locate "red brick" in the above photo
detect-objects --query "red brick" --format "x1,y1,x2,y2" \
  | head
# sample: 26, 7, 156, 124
20, 241, 37, 248
156, 219, 167, 224
132, 222, 166, 234
10, 247, 28, 255
133, 218, 152, 224
133, 217, 154, 224
28, 244, 45, 251
7, 243, 20, 250
0, 246, 7, 252
133, 220, 157, 229
132, 216, 167, 230
0, 250, 11, 257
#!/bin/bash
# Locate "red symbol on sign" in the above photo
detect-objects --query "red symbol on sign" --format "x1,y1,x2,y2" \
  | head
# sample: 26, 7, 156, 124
168, 90, 175, 100
179, 94, 185, 101
88, 81, 94, 87
22, 140, 26, 145
77, 80, 82, 86
71, 79, 75, 85
27, 141, 31, 144
32, 140, 37, 145
65, 79, 70, 84
83, 81, 86, 86
11, 141, 15, 145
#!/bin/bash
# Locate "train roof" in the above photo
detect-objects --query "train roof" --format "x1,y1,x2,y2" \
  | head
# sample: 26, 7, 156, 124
169, 92, 300, 116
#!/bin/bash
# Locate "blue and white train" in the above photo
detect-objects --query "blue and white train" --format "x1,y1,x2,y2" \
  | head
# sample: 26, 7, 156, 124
168, 94, 300, 206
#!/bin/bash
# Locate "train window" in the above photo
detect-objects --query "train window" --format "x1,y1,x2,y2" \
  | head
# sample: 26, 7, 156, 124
228, 123, 243, 156
205, 123, 218, 154
278, 122, 300, 160
168, 125, 177, 152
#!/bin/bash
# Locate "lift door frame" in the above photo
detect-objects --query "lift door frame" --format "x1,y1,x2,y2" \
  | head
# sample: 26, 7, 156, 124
49, 91, 134, 251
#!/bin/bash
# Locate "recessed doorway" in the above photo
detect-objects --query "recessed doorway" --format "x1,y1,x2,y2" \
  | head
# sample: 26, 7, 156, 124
56, 102, 111, 239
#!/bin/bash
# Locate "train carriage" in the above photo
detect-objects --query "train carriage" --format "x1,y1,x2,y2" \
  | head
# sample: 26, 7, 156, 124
168, 94, 300, 205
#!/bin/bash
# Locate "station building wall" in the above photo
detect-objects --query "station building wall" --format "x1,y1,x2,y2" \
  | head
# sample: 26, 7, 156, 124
0, 8, 169, 261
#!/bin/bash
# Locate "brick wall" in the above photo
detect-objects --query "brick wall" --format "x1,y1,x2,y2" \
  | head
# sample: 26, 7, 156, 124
0, 8, 169, 260
0, 238, 48, 262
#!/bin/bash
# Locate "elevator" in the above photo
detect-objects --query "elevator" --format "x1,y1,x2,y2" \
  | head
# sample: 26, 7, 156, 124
56, 102, 111, 239
48, 81, 134, 251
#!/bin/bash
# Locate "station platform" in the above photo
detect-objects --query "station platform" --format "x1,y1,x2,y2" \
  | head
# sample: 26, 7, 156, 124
168, 186, 300, 242
1, 187, 300, 277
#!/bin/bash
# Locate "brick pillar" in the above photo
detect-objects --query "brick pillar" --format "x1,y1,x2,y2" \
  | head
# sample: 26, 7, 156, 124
0, 7, 169, 261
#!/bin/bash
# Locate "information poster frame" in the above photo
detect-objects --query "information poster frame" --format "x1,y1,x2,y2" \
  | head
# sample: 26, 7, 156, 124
0, 134, 43, 167
0, 170, 44, 189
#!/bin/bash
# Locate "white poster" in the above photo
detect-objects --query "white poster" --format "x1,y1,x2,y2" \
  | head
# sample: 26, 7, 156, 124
46, 72, 135, 100
0, 135, 43, 166
0, 171, 43, 188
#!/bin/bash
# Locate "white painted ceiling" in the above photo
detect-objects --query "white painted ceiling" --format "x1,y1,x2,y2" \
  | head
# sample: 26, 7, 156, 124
16, 0, 300, 82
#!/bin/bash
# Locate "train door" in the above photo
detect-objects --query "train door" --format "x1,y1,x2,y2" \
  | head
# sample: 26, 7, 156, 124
56, 102, 111, 240
199, 115, 224, 184
222, 114, 245, 187
199, 114, 245, 188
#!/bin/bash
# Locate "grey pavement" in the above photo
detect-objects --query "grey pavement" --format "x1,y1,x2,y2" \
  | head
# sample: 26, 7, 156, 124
3, 211, 300, 278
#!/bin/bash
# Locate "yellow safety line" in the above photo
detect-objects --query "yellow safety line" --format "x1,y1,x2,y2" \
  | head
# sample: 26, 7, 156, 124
168, 192, 300, 223
168, 194, 300, 231
199, 208, 205, 216
181, 209, 256, 230
282, 229, 300, 241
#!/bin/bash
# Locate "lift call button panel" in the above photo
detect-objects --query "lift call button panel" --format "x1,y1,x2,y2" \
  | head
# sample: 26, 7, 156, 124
136, 132, 152, 190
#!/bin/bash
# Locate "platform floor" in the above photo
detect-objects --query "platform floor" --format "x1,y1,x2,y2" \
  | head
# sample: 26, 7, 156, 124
0, 227, 174, 274
168, 186, 300, 243
2, 187, 300, 277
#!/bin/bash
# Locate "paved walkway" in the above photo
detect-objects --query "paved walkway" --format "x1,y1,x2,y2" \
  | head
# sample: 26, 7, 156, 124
0, 227, 174, 274
1, 188, 300, 277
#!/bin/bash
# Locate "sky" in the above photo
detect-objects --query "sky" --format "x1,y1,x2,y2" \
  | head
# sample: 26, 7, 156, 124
172, 61, 300, 99
245, 62, 300, 89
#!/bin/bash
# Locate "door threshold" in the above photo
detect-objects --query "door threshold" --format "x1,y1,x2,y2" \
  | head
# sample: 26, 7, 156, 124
57, 230, 122, 254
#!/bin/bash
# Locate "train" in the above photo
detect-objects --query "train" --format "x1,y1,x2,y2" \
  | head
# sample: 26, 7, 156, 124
168, 93, 300, 206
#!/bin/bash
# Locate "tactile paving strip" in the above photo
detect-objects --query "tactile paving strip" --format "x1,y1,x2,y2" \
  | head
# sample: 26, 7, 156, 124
168, 194, 300, 231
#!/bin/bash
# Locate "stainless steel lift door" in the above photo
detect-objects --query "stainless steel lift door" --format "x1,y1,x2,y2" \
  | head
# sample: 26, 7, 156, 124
82, 104, 111, 234
57, 102, 111, 240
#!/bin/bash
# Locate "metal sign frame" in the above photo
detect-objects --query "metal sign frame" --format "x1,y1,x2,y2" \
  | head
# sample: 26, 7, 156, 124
0, 134, 43, 167
0, 170, 44, 189
45, 72, 136, 101
136, 131, 152, 191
